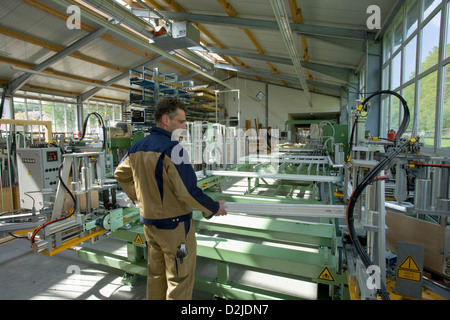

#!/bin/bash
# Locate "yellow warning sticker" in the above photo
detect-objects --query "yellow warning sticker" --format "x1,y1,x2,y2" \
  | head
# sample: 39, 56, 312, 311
134, 234, 144, 244
318, 267, 335, 282
397, 255, 422, 282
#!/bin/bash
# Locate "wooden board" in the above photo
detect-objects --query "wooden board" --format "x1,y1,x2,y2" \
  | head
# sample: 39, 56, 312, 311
386, 210, 447, 276
187, 86, 218, 96
190, 92, 219, 102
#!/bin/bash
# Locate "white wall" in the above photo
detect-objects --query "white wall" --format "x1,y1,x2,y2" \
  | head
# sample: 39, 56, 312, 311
223, 78, 341, 131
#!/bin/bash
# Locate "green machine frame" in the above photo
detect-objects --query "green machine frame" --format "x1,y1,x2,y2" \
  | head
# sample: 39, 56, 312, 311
77, 163, 350, 300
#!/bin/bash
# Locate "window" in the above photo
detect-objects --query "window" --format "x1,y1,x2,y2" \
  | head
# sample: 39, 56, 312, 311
422, 0, 441, 21
114, 105, 121, 122
66, 104, 78, 133
390, 94, 401, 132
381, 0, 448, 153
391, 52, 402, 90
393, 12, 403, 53
446, 1, 450, 58
382, 66, 390, 90
403, 37, 417, 82
420, 11, 441, 72
383, 29, 392, 63
41, 101, 54, 132
403, 82, 416, 132
13, 97, 26, 119
10, 97, 121, 137
54, 102, 66, 133
27, 99, 41, 121
419, 70, 437, 147
406, 0, 419, 38
443, 64, 450, 149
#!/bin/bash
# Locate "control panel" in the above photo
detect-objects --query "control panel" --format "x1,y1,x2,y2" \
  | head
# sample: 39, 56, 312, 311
16, 147, 62, 210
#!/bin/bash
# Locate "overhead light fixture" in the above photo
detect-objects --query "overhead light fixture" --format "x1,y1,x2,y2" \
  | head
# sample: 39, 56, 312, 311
256, 91, 265, 101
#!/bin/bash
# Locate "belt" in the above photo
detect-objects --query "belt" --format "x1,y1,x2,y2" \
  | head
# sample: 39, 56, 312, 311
140, 212, 192, 235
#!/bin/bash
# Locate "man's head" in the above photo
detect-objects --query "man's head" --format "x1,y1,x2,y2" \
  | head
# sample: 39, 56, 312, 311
155, 98, 187, 132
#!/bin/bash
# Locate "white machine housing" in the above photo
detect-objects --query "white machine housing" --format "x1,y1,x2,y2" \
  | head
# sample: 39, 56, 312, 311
16, 147, 61, 210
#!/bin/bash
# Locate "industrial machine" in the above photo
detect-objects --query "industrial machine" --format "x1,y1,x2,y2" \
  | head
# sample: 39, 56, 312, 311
1, 91, 449, 300
16, 147, 61, 210
1, 112, 118, 255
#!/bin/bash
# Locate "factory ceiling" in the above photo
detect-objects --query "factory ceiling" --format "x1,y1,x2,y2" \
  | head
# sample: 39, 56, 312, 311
0, 0, 399, 104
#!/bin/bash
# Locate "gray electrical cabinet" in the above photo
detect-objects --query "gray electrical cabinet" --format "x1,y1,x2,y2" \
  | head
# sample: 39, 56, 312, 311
16, 147, 62, 210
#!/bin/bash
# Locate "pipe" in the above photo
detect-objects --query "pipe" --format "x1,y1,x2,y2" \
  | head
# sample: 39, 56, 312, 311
0, 88, 6, 119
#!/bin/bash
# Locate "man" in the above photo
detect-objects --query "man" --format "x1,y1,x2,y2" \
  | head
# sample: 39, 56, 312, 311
114, 98, 227, 300
266, 127, 272, 153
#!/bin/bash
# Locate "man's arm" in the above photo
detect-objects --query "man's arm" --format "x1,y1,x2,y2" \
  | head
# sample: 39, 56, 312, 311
167, 157, 227, 219
114, 155, 137, 202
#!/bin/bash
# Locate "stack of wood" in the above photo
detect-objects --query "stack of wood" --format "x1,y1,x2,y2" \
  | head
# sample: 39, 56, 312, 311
187, 86, 220, 102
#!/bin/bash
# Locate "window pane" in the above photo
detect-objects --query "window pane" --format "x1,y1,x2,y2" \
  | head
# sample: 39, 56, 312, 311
406, 0, 419, 38
420, 11, 441, 72
382, 65, 390, 90
383, 29, 392, 63
390, 94, 401, 132
27, 100, 41, 121
13, 98, 26, 120
403, 82, 416, 132
419, 70, 437, 147
443, 64, 450, 149
447, 1, 450, 58
393, 12, 403, 52
422, 0, 440, 21
381, 97, 389, 136
403, 36, 417, 82
114, 106, 121, 121
41, 101, 54, 131
98, 105, 106, 120
54, 103, 66, 133
67, 104, 77, 134
391, 53, 401, 90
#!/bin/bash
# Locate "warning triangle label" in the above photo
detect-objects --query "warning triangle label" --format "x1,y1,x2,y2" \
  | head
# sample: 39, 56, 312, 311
318, 267, 335, 282
398, 255, 420, 271
134, 234, 144, 244
397, 255, 422, 282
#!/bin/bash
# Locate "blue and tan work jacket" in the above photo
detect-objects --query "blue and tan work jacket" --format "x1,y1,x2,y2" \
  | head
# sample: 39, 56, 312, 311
114, 127, 219, 228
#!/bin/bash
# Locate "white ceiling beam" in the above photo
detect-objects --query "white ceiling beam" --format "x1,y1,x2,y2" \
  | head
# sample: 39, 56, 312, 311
7, 26, 108, 94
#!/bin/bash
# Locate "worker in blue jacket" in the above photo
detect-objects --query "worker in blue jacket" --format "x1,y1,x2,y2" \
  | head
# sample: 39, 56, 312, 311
114, 98, 227, 299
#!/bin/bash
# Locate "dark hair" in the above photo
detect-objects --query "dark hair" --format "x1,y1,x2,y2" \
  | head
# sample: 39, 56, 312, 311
154, 98, 187, 123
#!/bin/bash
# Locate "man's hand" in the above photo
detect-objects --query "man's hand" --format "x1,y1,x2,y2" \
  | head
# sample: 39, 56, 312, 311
215, 200, 227, 216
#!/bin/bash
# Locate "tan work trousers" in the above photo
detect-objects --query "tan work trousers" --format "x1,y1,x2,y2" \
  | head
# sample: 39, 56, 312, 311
143, 219, 197, 300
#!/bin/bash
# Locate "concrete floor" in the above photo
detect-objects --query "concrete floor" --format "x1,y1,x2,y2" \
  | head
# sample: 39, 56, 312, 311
0, 236, 147, 300
0, 176, 321, 300
0, 233, 318, 300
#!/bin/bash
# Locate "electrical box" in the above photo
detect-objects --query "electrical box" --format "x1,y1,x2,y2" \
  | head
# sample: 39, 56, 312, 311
16, 147, 62, 210
153, 21, 200, 51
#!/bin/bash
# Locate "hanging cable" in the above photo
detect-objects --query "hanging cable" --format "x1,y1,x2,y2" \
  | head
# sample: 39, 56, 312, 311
346, 90, 411, 300
78, 112, 107, 151
30, 161, 77, 245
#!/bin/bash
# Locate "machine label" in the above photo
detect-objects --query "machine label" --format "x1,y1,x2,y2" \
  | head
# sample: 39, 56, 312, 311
134, 234, 144, 244
397, 255, 422, 282
318, 267, 335, 282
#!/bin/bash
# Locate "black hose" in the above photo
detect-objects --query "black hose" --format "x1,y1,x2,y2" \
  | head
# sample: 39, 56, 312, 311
30, 162, 77, 245
346, 90, 411, 300
79, 112, 107, 151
